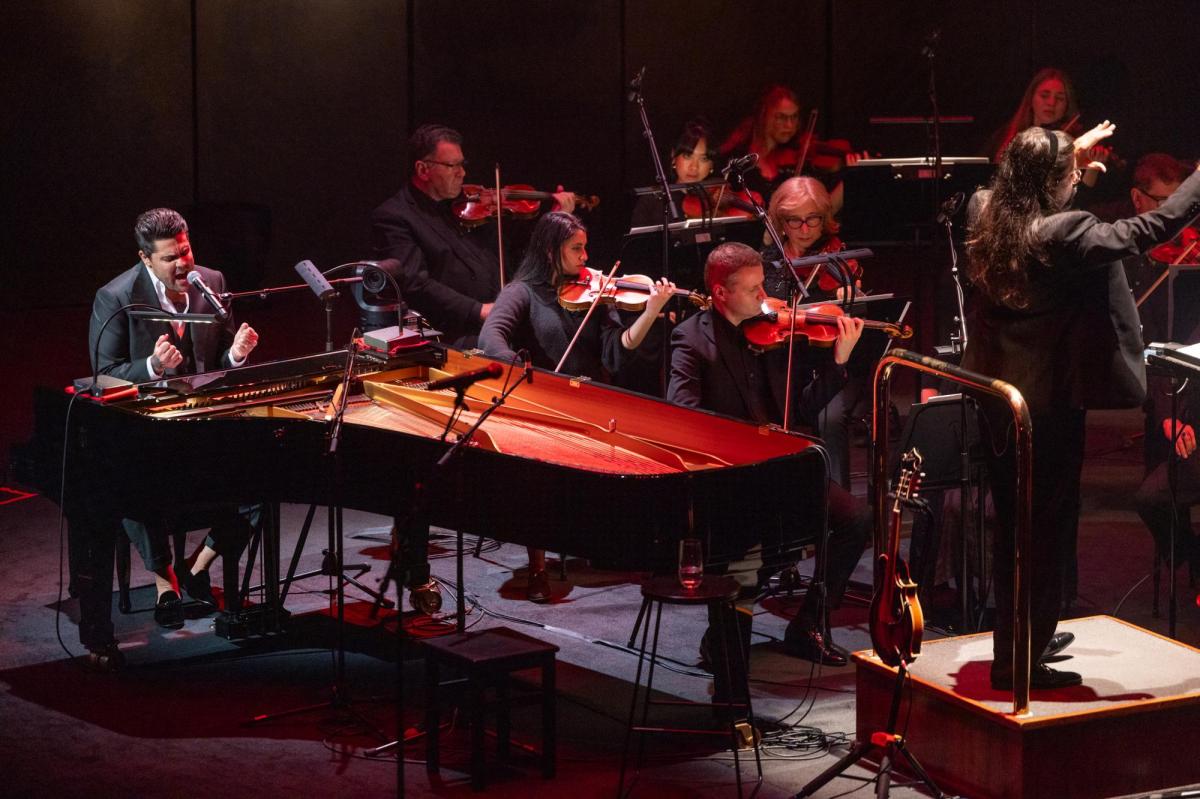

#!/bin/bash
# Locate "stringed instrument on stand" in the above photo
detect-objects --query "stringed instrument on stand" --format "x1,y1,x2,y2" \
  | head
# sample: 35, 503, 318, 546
869, 448, 926, 668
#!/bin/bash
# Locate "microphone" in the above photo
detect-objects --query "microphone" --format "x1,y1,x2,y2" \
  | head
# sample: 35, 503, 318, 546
425, 363, 503, 392
295, 259, 336, 302
936, 191, 966, 224
722, 152, 759, 180
186, 270, 230, 322
626, 66, 646, 101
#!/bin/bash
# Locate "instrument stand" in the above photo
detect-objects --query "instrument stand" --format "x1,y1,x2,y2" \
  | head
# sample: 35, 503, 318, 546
246, 334, 388, 742
794, 663, 946, 798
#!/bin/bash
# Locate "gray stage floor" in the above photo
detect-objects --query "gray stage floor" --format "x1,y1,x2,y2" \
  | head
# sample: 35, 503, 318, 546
2, 408, 1199, 798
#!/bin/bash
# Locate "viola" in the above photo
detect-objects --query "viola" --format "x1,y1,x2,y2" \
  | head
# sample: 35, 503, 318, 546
680, 183, 763, 220
454, 184, 600, 227
557, 266, 707, 312
788, 237, 864, 294
742, 298, 911, 350
869, 448, 926, 668
1149, 226, 1200, 266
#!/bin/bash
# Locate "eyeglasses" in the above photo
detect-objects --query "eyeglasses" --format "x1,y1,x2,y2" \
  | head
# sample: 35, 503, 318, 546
783, 214, 824, 229
423, 159, 467, 171
1135, 186, 1170, 204
772, 112, 800, 125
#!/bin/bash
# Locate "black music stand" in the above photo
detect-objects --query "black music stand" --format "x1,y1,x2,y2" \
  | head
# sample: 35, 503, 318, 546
620, 211, 763, 290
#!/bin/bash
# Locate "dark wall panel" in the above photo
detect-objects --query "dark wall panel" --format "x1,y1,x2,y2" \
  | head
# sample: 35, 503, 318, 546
831, 0, 1034, 157
195, 0, 407, 288
410, 0, 625, 265
2, 1, 195, 311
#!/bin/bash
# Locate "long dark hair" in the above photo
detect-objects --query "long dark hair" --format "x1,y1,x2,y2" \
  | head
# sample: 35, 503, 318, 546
513, 211, 586, 287
967, 127, 1075, 309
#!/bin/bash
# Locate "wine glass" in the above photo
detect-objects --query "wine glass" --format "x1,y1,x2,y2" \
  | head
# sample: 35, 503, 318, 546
678, 538, 703, 590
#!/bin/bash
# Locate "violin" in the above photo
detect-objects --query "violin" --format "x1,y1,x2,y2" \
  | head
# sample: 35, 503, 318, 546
557, 266, 708, 312
788, 236, 864, 294
680, 183, 763, 220
742, 298, 911, 350
454, 184, 600, 227
1149, 226, 1200, 266
869, 448, 926, 668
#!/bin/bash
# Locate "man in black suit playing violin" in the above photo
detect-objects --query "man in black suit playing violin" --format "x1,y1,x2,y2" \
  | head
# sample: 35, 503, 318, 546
668, 242, 872, 684
370, 124, 575, 348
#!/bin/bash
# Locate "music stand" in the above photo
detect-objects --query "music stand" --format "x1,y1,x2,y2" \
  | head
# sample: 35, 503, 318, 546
621, 212, 763, 290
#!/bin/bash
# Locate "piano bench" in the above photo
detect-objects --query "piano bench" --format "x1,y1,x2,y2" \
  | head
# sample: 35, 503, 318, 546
618, 574, 763, 798
423, 626, 559, 791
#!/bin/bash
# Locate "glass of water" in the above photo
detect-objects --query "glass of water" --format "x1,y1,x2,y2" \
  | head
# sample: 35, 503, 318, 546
678, 538, 703, 590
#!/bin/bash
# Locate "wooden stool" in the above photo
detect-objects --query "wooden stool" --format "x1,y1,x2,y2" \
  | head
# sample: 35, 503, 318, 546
618, 574, 763, 798
423, 626, 558, 791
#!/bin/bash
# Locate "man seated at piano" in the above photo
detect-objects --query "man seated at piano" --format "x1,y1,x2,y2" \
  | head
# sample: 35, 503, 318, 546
667, 242, 872, 676
480, 211, 675, 601
370, 123, 575, 349
83, 208, 260, 654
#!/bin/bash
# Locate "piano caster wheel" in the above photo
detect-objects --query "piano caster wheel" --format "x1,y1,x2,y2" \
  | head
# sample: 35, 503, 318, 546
410, 581, 443, 615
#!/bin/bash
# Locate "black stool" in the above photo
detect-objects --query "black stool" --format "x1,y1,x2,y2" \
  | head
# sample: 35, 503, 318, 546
423, 626, 558, 791
618, 574, 763, 798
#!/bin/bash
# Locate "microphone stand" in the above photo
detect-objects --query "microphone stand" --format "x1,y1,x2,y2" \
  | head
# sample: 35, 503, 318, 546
248, 331, 389, 741
628, 66, 679, 393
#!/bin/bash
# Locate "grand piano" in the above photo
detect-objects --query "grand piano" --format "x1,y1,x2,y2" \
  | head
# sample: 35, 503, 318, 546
25, 342, 829, 575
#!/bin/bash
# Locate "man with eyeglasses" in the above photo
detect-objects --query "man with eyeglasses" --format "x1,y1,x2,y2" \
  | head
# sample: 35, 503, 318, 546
371, 124, 574, 348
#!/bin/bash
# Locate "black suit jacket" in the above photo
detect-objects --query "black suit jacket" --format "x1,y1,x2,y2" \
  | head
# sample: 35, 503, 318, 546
667, 307, 846, 429
371, 182, 501, 347
89, 263, 238, 382
963, 169, 1200, 413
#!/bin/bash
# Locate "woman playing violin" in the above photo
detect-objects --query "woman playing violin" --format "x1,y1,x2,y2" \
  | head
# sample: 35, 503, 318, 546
757, 176, 864, 489
479, 211, 675, 601
719, 85, 864, 205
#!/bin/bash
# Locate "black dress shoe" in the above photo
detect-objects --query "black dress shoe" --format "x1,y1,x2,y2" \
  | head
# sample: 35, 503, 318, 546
180, 569, 217, 609
990, 662, 1082, 690
1043, 631, 1075, 660
154, 590, 185, 630
783, 628, 848, 667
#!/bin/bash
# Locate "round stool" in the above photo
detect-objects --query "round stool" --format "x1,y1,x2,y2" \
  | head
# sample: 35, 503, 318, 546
617, 574, 762, 798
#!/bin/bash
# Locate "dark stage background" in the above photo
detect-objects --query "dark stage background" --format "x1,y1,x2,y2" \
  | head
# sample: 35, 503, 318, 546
3, 0, 1197, 315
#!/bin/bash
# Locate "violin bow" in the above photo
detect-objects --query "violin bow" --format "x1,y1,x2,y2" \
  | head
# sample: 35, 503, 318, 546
1136, 238, 1200, 308
796, 108, 819, 173
554, 260, 621, 373
494, 163, 506, 289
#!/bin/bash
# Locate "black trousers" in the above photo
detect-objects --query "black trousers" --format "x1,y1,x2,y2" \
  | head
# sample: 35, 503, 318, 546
709, 481, 872, 702
985, 406, 1086, 673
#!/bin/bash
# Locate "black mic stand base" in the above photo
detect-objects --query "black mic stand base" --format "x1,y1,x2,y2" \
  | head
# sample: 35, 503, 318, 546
794, 663, 946, 798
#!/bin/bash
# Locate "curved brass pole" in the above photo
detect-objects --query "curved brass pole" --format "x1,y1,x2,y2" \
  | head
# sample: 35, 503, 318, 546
873, 348, 1034, 716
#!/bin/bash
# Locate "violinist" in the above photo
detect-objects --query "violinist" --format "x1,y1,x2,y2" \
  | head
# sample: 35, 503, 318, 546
986, 68, 1112, 187
630, 117, 716, 227
759, 176, 862, 488
480, 211, 675, 600
1125, 152, 1196, 346
667, 242, 871, 679
370, 123, 575, 348
719, 85, 862, 206
964, 125, 1200, 691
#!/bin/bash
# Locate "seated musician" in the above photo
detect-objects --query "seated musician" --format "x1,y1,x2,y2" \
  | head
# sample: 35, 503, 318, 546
667, 242, 872, 680
370, 123, 575, 348
719, 85, 862, 208
80, 209, 261, 663
985, 67, 1111, 188
759, 176, 862, 490
629, 117, 717, 227
479, 211, 675, 601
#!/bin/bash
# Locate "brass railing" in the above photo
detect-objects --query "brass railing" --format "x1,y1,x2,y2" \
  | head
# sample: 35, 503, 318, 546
872, 348, 1034, 715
